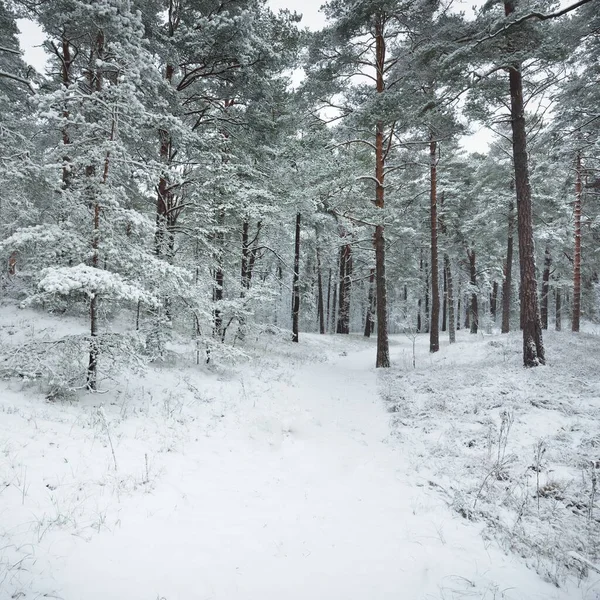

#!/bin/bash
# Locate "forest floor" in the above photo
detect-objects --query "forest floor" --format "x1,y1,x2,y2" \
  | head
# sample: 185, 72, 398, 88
0, 305, 599, 599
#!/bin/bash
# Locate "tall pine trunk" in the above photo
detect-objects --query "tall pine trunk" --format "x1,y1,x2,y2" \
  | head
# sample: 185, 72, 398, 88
292, 213, 301, 342
429, 135, 439, 353
555, 286, 562, 331
467, 247, 478, 334
541, 244, 551, 329
501, 205, 515, 334
442, 265, 447, 332
60, 35, 73, 190
424, 257, 430, 333
457, 279, 461, 331
374, 19, 390, 368
326, 268, 332, 333
213, 210, 224, 339
316, 246, 325, 334
364, 267, 375, 337
505, 0, 545, 366
444, 254, 456, 343
86, 31, 109, 391
572, 151, 582, 332
336, 240, 352, 334
491, 281, 498, 322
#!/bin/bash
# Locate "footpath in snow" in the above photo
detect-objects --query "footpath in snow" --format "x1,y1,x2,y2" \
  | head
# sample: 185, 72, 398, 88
0, 315, 598, 599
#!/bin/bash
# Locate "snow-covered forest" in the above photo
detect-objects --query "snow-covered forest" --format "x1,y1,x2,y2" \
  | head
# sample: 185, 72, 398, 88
0, 0, 599, 597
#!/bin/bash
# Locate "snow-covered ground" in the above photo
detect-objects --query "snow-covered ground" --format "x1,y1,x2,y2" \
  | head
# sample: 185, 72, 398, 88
0, 306, 599, 599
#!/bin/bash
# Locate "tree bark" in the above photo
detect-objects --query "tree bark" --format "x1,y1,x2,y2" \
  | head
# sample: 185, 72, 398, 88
417, 250, 423, 332
442, 265, 447, 332
316, 246, 325, 334
424, 256, 430, 334
374, 224, 390, 366
572, 150, 582, 332
326, 268, 332, 333
505, 0, 545, 366
331, 280, 338, 335
86, 31, 108, 392
374, 17, 390, 368
467, 247, 478, 334
457, 279, 461, 331
336, 239, 352, 334
491, 281, 498, 321
429, 135, 439, 352
444, 254, 456, 343
292, 212, 301, 342
364, 267, 375, 337
59, 35, 73, 190
555, 286, 562, 331
541, 244, 551, 329
501, 200, 514, 334
213, 210, 224, 339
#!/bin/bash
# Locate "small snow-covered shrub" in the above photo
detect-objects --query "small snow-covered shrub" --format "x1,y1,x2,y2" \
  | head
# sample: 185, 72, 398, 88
0, 331, 146, 399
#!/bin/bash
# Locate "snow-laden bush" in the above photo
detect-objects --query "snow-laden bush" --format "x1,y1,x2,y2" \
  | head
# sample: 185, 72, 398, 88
0, 331, 146, 400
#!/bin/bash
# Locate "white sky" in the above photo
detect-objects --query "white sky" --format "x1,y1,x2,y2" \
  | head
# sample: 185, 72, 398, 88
268, 0, 327, 29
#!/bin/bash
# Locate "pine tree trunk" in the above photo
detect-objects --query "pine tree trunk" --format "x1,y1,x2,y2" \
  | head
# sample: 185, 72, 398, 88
572, 150, 582, 332
87, 198, 100, 391
326, 268, 332, 333
60, 35, 73, 190
364, 267, 375, 337
444, 254, 456, 344
555, 286, 562, 331
468, 247, 478, 334
374, 18, 390, 368
238, 220, 250, 339
331, 281, 338, 335
417, 250, 423, 333
336, 241, 351, 334
491, 281, 498, 322
213, 210, 224, 339
541, 244, 551, 329
429, 136, 439, 353
374, 224, 390, 367
457, 279, 461, 331
424, 257, 430, 334
86, 32, 109, 391
502, 202, 515, 333
505, 0, 545, 366
442, 265, 447, 332
292, 212, 301, 342
316, 246, 325, 334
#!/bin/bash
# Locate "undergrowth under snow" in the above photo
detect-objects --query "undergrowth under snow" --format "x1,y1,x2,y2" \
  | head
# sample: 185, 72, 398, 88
0, 304, 599, 599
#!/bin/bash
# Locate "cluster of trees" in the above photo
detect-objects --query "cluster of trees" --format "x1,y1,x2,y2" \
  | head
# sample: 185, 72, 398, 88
0, 0, 597, 388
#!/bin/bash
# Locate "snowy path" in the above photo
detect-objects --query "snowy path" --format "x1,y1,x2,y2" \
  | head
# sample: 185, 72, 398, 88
3, 338, 579, 599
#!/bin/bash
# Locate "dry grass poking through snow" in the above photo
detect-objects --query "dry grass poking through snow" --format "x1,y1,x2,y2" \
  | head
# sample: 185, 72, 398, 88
382, 329, 600, 588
